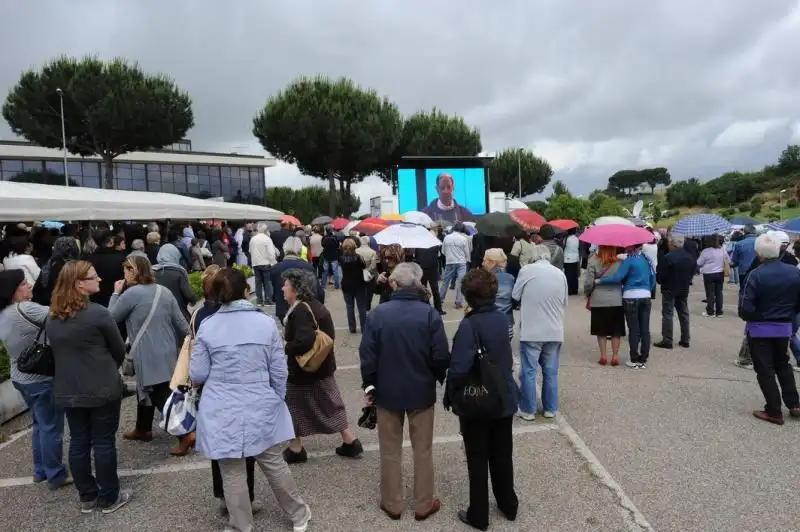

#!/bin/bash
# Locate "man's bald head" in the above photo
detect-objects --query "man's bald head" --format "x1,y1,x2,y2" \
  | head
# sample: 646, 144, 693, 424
436, 172, 455, 206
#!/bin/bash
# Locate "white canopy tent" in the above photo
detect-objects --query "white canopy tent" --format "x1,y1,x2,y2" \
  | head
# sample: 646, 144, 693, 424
0, 181, 283, 222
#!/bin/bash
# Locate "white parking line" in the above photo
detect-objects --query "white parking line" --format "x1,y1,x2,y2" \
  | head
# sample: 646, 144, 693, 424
0, 424, 558, 489
556, 414, 654, 532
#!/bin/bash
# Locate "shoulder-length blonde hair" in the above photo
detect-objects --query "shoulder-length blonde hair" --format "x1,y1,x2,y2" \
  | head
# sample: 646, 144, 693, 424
50, 260, 93, 320
202, 264, 221, 298
125, 255, 155, 285
596, 245, 618, 267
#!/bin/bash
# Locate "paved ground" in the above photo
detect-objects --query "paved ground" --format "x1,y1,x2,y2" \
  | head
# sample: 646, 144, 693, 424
1, 279, 799, 531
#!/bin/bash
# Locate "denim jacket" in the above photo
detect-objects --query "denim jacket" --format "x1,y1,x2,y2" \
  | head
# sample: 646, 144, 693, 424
493, 267, 515, 317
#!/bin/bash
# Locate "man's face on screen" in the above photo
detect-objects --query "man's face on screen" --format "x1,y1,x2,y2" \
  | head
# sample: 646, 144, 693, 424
437, 174, 454, 205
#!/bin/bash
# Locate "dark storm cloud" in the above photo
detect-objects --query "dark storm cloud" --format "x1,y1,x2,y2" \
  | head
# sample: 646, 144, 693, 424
1, 0, 799, 204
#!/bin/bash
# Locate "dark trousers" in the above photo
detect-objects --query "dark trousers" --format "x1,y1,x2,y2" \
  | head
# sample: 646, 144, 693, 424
421, 268, 442, 312
564, 262, 580, 295
459, 415, 518, 529
312, 257, 322, 278
702, 272, 724, 316
343, 287, 368, 333
661, 291, 690, 345
623, 298, 652, 362
253, 265, 273, 304
135, 381, 173, 433
212, 457, 256, 501
64, 400, 121, 507
748, 336, 800, 418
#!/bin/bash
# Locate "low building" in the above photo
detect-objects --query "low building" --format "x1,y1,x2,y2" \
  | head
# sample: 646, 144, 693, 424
0, 139, 275, 205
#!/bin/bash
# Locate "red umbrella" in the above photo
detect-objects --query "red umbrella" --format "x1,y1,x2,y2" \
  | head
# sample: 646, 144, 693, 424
331, 217, 350, 231
353, 217, 396, 236
280, 214, 302, 227
549, 219, 579, 231
509, 209, 547, 231
579, 224, 655, 247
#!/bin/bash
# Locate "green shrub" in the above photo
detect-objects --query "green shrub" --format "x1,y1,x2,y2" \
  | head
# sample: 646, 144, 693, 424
721, 207, 736, 218
750, 198, 763, 216
787, 198, 798, 208
737, 202, 751, 212
765, 213, 781, 222
0, 342, 9, 383
188, 271, 204, 301
232, 263, 253, 279
769, 204, 781, 212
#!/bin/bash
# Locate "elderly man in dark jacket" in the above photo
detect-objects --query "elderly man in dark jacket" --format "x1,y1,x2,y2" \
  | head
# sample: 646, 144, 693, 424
654, 234, 696, 349
739, 232, 800, 425
359, 262, 450, 522
270, 236, 324, 323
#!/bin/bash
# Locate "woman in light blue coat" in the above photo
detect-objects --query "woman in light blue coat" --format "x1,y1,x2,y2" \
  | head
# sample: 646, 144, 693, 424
190, 268, 311, 532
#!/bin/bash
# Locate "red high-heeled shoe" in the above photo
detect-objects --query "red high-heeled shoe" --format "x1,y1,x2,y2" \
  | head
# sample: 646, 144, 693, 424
610, 357, 620, 366
598, 356, 608, 366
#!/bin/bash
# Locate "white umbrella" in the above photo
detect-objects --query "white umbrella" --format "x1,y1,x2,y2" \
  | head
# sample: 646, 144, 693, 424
593, 216, 635, 226
374, 223, 441, 249
403, 211, 434, 227
342, 220, 359, 234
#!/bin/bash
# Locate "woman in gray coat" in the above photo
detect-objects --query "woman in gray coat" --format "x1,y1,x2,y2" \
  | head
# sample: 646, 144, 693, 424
108, 255, 191, 455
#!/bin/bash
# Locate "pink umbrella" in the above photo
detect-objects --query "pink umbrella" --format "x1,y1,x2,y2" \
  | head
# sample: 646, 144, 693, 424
579, 224, 655, 248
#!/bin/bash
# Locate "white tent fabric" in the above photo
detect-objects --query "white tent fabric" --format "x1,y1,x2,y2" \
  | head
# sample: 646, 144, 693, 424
0, 181, 283, 222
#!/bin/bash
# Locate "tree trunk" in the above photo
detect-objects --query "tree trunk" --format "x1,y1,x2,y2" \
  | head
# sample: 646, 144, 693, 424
103, 155, 114, 190
390, 168, 397, 195
328, 171, 337, 216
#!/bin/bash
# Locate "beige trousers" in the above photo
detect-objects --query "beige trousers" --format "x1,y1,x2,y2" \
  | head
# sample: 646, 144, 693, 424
376, 406, 436, 515
217, 444, 308, 532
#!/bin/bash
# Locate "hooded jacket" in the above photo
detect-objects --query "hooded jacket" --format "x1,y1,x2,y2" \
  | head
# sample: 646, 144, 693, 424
153, 245, 197, 320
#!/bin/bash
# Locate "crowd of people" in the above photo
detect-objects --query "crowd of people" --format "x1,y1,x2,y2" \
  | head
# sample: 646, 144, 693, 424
1, 215, 800, 530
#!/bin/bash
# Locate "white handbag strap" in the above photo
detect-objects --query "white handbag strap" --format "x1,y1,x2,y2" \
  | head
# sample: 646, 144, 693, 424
129, 285, 162, 355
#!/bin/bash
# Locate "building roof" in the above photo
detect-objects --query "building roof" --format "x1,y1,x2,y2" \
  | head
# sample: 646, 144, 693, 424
0, 140, 276, 168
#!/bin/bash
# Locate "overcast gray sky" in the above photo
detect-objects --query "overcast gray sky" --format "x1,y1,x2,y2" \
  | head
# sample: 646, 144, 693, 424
2, 0, 800, 211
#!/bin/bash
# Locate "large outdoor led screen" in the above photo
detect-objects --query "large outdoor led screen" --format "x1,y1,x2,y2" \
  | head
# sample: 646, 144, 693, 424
397, 167, 487, 222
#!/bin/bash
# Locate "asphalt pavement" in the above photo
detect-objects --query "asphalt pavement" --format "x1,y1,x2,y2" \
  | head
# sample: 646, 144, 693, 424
1, 279, 798, 531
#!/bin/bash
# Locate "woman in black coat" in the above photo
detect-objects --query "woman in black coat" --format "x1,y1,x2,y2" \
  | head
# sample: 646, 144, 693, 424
446, 268, 519, 531
280, 268, 363, 463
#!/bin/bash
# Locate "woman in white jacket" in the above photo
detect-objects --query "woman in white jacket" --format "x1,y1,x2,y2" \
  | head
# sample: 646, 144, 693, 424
2, 236, 40, 285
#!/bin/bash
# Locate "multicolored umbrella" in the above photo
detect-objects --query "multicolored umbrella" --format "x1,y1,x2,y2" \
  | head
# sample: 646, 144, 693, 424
579, 224, 655, 247
331, 217, 350, 231
549, 219, 579, 231
352, 217, 396, 236
280, 214, 301, 226
509, 209, 546, 231
475, 212, 519, 237
729, 216, 758, 226
672, 213, 731, 236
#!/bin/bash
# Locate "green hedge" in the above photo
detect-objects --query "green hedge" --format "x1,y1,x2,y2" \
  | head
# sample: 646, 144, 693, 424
0, 342, 9, 383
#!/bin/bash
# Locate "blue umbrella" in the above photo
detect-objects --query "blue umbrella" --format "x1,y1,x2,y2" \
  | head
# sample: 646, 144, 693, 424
41, 220, 64, 230
729, 216, 758, 226
672, 213, 732, 236
768, 216, 800, 234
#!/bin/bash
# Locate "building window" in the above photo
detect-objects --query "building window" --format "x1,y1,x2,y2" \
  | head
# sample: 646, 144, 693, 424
23, 160, 43, 172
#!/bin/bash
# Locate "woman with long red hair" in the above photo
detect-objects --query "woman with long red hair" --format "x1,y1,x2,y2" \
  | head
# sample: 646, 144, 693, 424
583, 246, 626, 366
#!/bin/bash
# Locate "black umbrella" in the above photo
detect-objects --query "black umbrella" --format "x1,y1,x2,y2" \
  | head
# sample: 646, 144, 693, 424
311, 216, 333, 225
475, 212, 519, 237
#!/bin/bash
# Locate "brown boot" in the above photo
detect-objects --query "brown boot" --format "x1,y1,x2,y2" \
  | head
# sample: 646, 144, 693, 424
170, 432, 196, 456
122, 429, 153, 442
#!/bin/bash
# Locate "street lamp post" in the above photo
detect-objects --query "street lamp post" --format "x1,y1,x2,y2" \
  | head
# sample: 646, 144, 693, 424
780, 189, 788, 220
56, 88, 69, 186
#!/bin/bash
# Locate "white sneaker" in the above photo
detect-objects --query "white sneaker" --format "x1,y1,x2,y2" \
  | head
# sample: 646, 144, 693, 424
293, 505, 311, 532
793, 365, 800, 373
734, 360, 753, 370
625, 361, 640, 369
516, 410, 535, 421
702, 311, 712, 317
638, 363, 647, 370
543, 411, 555, 419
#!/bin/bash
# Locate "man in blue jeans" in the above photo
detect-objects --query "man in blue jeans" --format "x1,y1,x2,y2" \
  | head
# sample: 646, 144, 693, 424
249, 223, 277, 305
439, 224, 471, 309
512, 245, 568, 420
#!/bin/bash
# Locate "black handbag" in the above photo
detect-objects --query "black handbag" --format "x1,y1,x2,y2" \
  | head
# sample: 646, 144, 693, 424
448, 318, 509, 419
16, 306, 55, 377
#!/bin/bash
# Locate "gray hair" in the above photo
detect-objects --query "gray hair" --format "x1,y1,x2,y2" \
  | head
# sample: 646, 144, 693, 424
256, 222, 269, 234
530, 244, 551, 263
755, 233, 781, 260
668, 234, 685, 248
281, 268, 318, 302
360, 236, 370, 247
283, 236, 303, 256
131, 239, 145, 251
389, 262, 423, 288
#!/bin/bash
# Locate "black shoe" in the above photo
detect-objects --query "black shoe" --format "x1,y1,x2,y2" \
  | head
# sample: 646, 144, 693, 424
679, 341, 690, 348
335, 439, 363, 458
457, 510, 488, 531
282, 447, 308, 464
438, 309, 447, 316
653, 341, 673, 349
